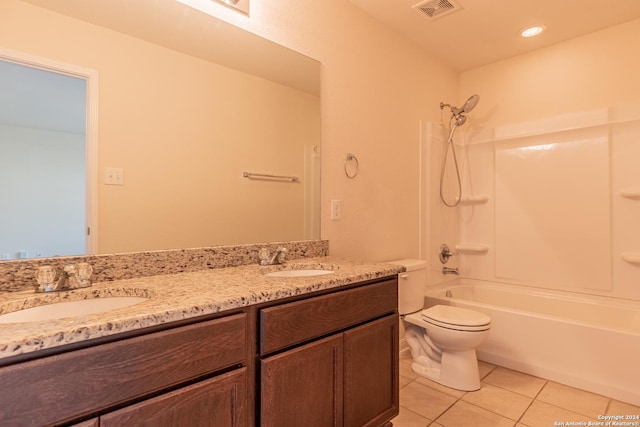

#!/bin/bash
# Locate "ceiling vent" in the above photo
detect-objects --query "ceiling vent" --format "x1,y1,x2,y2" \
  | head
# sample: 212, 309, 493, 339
413, 0, 462, 20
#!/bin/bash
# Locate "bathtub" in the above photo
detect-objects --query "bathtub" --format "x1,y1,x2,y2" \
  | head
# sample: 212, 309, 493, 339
423, 280, 640, 406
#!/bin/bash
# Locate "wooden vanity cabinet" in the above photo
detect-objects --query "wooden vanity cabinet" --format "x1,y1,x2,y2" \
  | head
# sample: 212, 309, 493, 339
0, 312, 251, 427
0, 275, 399, 427
259, 278, 399, 427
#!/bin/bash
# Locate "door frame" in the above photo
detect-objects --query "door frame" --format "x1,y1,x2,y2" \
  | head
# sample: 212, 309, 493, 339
0, 47, 99, 255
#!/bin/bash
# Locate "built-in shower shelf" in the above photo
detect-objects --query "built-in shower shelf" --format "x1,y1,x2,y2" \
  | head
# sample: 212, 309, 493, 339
621, 253, 640, 264
620, 189, 640, 200
455, 244, 489, 254
459, 195, 489, 205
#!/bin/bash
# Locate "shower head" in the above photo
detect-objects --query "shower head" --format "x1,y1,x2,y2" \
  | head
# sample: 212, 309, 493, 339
441, 93, 479, 128
454, 115, 467, 126
463, 94, 479, 112
450, 94, 480, 116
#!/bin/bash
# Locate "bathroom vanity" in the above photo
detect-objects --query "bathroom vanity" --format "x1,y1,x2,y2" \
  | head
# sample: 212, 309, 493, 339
0, 258, 401, 426
259, 277, 398, 426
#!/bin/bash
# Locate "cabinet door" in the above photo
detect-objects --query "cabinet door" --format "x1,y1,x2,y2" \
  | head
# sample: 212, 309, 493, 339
261, 334, 344, 427
70, 419, 99, 427
343, 314, 399, 427
100, 368, 247, 427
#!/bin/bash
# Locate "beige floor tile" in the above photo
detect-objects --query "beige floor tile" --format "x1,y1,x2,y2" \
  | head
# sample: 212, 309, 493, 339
400, 381, 458, 421
400, 375, 415, 389
519, 400, 597, 427
537, 381, 609, 419
483, 367, 547, 398
397, 354, 630, 427
400, 356, 419, 381
462, 383, 533, 420
390, 406, 431, 427
436, 400, 515, 427
606, 399, 640, 416
414, 376, 467, 399
478, 360, 496, 379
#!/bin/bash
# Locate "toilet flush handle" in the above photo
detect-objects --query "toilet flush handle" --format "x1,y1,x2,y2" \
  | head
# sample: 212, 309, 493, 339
399, 273, 409, 280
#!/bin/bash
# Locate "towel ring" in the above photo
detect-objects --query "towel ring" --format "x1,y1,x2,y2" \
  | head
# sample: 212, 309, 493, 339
344, 153, 359, 179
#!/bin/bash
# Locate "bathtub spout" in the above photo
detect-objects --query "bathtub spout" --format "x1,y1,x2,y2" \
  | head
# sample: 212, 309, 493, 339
442, 267, 460, 275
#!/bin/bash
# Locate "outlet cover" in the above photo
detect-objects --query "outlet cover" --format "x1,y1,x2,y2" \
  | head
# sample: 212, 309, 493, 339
331, 199, 342, 220
105, 167, 124, 185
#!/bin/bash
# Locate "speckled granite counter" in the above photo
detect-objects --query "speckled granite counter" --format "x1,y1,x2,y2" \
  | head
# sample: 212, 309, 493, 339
0, 257, 403, 361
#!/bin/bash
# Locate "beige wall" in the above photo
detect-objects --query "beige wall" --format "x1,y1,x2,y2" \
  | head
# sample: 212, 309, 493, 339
1, 0, 458, 260
204, 0, 459, 260
5, 1, 637, 266
447, 19, 640, 299
460, 18, 640, 129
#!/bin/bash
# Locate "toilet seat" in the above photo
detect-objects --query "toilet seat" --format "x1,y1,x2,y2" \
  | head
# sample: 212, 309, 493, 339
419, 305, 490, 332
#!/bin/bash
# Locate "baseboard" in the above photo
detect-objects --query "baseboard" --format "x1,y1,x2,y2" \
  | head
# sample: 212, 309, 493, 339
399, 337, 411, 358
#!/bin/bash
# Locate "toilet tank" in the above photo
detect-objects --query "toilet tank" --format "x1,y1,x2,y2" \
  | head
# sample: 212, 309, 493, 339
388, 259, 427, 315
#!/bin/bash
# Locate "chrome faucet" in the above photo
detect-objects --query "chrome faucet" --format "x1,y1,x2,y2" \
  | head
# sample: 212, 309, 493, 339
259, 247, 288, 265
57, 264, 80, 290
34, 263, 93, 293
442, 266, 460, 275
439, 244, 458, 264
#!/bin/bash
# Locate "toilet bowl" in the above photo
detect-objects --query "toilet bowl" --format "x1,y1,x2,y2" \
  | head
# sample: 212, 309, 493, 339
389, 259, 491, 391
404, 305, 490, 391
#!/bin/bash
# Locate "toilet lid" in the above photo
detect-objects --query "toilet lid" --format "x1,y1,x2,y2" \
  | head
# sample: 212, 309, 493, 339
421, 305, 491, 328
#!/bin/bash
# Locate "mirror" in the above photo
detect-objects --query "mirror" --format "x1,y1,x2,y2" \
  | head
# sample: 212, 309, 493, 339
0, 0, 321, 260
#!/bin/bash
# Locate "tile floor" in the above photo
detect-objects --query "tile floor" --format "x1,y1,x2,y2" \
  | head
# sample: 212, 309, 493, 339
392, 354, 640, 427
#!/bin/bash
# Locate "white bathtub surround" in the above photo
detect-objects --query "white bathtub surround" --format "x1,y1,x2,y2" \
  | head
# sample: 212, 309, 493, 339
423, 279, 640, 406
422, 103, 640, 407
425, 103, 640, 301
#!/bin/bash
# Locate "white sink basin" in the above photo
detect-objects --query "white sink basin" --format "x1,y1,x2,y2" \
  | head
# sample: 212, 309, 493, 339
265, 269, 335, 278
0, 297, 148, 324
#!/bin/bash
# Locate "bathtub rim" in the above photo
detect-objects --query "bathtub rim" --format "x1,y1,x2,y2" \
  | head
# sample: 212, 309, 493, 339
419, 278, 640, 406
424, 278, 640, 336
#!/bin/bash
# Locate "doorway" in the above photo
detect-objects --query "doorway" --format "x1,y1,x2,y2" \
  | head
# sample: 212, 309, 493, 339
0, 49, 97, 259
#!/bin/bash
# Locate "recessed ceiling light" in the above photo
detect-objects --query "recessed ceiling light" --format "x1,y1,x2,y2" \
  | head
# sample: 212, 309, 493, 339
520, 25, 546, 38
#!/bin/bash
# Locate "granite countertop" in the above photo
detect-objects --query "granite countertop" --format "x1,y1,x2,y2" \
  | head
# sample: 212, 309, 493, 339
0, 257, 403, 361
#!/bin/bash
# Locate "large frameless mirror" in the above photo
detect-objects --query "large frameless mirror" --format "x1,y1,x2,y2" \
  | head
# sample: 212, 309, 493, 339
0, 0, 321, 260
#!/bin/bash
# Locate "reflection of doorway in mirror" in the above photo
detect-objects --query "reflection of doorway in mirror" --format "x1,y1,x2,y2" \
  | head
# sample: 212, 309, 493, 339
0, 50, 97, 260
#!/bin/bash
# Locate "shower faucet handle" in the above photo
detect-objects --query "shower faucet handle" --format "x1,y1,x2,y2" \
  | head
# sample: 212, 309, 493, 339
439, 244, 458, 264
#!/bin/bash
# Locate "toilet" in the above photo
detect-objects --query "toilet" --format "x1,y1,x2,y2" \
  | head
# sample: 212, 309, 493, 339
390, 259, 491, 391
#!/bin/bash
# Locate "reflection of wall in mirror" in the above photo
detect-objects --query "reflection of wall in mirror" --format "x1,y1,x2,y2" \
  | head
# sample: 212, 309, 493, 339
0, 0, 320, 255
0, 125, 85, 259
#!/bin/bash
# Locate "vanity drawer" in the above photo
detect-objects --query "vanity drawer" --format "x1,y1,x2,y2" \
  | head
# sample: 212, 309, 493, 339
260, 278, 397, 355
0, 312, 247, 426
